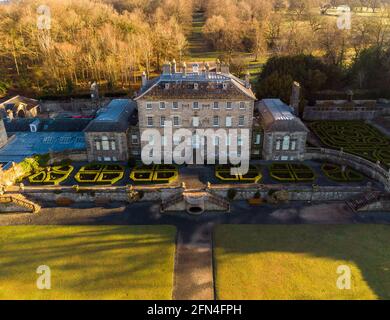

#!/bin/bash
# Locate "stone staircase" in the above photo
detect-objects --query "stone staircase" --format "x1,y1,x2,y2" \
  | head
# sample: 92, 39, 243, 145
0, 194, 41, 214
346, 191, 382, 212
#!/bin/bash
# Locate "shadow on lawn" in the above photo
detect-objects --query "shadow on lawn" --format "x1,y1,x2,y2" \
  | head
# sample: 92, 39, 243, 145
0, 225, 176, 299
214, 224, 390, 299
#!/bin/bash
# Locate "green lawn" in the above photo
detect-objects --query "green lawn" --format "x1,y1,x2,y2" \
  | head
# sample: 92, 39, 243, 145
0, 225, 176, 300
215, 225, 390, 300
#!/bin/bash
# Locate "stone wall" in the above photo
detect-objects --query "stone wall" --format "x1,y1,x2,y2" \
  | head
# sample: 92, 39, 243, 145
305, 147, 390, 192
15, 184, 374, 205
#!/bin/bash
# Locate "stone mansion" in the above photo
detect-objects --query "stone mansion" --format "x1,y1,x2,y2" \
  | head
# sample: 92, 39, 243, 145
83, 61, 308, 163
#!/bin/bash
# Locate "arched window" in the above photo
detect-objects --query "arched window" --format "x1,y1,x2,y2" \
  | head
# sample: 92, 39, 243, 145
282, 136, 290, 150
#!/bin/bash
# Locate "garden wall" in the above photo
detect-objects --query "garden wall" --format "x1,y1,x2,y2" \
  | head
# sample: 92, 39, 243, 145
304, 148, 390, 192
16, 184, 373, 205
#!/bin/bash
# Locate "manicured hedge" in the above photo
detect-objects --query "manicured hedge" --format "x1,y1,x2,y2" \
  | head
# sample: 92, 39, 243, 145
130, 164, 178, 184
74, 163, 124, 184
28, 165, 74, 185
268, 163, 315, 182
215, 165, 262, 183
321, 163, 364, 182
310, 121, 390, 167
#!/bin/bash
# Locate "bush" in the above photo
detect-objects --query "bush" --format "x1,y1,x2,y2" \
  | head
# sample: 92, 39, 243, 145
227, 188, 237, 201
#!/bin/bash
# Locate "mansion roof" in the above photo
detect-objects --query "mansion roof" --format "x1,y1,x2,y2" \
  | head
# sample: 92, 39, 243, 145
135, 72, 257, 101
258, 99, 309, 133
84, 99, 137, 133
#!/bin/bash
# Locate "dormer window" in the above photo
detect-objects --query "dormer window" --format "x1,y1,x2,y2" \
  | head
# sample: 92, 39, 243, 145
194, 83, 199, 90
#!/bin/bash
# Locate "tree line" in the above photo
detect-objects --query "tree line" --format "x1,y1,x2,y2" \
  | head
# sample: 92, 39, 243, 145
0, 0, 193, 95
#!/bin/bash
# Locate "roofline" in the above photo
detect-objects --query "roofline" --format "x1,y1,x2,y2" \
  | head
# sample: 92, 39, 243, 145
134, 73, 257, 101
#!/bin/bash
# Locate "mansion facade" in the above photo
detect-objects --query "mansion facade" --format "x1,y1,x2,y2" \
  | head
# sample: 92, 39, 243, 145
84, 62, 309, 163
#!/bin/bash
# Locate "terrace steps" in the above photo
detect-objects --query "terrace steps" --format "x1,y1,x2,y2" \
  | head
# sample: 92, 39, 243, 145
0, 193, 41, 214
346, 191, 383, 212
161, 190, 230, 214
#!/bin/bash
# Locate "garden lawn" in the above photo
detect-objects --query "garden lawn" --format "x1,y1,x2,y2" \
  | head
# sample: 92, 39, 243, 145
215, 225, 390, 300
0, 225, 176, 300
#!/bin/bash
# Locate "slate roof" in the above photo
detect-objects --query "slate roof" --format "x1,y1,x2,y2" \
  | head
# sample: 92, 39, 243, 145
258, 99, 309, 132
84, 99, 137, 132
135, 72, 257, 101
0, 132, 86, 163
4, 118, 91, 133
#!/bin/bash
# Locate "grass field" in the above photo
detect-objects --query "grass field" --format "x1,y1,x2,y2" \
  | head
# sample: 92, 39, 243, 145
215, 225, 390, 300
0, 225, 176, 300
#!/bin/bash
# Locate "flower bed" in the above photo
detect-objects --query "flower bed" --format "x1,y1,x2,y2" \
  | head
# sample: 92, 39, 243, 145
215, 165, 262, 183
268, 163, 315, 183
130, 165, 178, 184
28, 165, 74, 185
74, 163, 124, 184
321, 163, 364, 182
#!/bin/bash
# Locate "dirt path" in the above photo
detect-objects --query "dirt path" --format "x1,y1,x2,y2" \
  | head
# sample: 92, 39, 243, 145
173, 223, 214, 300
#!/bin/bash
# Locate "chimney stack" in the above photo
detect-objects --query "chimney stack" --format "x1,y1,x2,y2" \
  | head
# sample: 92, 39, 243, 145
182, 62, 187, 75
221, 63, 229, 74
171, 59, 177, 74
162, 62, 171, 75
141, 71, 147, 87
205, 62, 210, 78
244, 72, 251, 89
192, 63, 199, 74
290, 81, 301, 116
216, 59, 221, 73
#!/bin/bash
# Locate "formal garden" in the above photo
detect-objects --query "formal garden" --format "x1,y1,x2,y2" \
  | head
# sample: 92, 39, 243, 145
74, 163, 124, 184
215, 165, 262, 183
309, 121, 390, 168
14, 156, 374, 187
130, 164, 179, 184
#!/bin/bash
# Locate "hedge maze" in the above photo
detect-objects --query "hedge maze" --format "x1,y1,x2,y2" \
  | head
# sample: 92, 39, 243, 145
321, 163, 364, 182
310, 121, 390, 167
74, 163, 124, 184
268, 163, 315, 182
